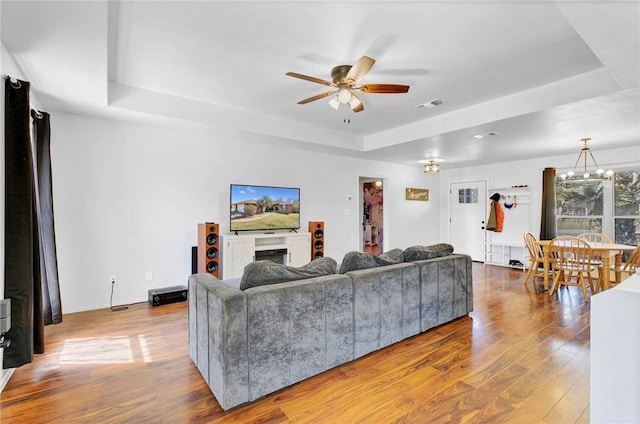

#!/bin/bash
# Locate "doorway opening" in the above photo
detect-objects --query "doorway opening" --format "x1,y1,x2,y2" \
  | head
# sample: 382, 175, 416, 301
359, 177, 384, 255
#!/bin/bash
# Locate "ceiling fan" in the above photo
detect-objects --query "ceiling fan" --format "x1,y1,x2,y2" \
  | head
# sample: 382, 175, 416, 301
286, 56, 410, 113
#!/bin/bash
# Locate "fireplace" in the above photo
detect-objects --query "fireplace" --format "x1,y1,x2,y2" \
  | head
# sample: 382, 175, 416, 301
255, 248, 287, 265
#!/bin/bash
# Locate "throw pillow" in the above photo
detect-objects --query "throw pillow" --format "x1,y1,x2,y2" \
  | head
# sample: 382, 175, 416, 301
239, 256, 337, 290
338, 251, 399, 273
403, 243, 454, 262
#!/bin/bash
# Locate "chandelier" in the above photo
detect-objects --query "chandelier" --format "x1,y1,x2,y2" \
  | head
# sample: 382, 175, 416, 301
560, 137, 613, 180
423, 160, 440, 174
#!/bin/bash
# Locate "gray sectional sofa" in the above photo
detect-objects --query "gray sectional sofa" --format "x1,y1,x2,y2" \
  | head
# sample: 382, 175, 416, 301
188, 252, 473, 411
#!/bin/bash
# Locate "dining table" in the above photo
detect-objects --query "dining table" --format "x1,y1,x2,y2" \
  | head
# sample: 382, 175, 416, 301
535, 239, 637, 291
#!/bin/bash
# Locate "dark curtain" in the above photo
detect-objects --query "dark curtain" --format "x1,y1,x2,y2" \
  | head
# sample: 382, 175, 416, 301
32, 109, 62, 325
4, 77, 43, 368
3, 76, 61, 369
540, 167, 557, 240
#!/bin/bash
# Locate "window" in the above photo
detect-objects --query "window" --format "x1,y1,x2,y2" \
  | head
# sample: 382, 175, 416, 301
556, 167, 640, 245
458, 188, 478, 204
614, 169, 640, 245
556, 179, 604, 236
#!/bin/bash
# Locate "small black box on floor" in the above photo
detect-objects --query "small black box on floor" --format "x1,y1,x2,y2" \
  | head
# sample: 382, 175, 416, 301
148, 285, 188, 306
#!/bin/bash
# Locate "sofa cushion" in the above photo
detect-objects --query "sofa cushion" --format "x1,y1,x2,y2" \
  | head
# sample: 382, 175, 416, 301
378, 248, 404, 264
339, 251, 400, 273
239, 257, 337, 290
403, 243, 454, 262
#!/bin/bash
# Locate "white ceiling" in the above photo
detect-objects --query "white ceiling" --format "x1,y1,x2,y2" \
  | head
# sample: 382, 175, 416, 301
2, 0, 639, 169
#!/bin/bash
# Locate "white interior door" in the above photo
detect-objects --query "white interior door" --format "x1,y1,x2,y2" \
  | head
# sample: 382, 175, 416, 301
450, 181, 487, 261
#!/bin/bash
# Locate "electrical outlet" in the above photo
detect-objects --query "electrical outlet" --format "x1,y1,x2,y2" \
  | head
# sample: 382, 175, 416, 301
110, 276, 117, 285
145, 271, 153, 281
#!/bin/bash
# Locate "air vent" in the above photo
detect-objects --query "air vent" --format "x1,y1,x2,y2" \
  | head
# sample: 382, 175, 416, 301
415, 98, 443, 109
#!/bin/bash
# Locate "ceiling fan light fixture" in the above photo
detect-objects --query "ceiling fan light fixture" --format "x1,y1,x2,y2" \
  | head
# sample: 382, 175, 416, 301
348, 95, 362, 110
337, 88, 352, 104
328, 96, 340, 110
286, 56, 410, 114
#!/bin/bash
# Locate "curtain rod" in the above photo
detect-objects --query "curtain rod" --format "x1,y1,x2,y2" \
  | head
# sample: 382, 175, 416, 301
3, 74, 22, 89
3, 74, 44, 118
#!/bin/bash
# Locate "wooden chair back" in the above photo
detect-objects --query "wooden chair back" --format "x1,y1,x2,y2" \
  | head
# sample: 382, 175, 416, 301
549, 236, 597, 301
622, 243, 640, 273
550, 236, 594, 273
577, 232, 612, 244
523, 231, 543, 261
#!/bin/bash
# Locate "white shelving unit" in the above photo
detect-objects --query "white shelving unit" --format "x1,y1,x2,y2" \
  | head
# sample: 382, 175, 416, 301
364, 224, 379, 246
221, 232, 311, 279
485, 186, 531, 270
485, 243, 527, 269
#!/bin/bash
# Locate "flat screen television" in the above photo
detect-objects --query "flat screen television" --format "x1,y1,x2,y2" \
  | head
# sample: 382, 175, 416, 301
230, 184, 300, 232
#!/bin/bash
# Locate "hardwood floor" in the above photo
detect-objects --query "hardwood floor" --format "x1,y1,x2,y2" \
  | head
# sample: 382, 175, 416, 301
0, 264, 592, 423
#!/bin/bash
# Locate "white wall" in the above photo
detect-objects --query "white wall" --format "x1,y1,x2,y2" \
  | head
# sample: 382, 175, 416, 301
51, 112, 441, 313
438, 145, 640, 242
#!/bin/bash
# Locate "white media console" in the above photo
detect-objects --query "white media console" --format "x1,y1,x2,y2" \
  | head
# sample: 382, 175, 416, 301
221, 232, 311, 279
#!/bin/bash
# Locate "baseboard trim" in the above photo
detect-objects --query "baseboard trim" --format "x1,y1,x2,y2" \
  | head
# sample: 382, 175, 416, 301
0, 368, 15, 392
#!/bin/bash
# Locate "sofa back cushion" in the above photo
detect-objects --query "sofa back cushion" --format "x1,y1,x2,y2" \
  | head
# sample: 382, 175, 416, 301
378, 248, 404, 264
339, 250, 403, 273
239, 257, 337, 290
403, 243, 454, 262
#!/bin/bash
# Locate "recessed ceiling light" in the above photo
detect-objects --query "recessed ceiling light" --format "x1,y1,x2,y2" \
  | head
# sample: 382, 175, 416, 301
415, 98, 443, 109
473, 131, 499, 139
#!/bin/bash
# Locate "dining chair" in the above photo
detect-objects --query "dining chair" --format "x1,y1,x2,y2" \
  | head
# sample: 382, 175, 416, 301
523, 231, 547, 286
600, 243, 640, 289
577, 232, 610, 273
549, 236, 598, 302
577, 232, 612, 244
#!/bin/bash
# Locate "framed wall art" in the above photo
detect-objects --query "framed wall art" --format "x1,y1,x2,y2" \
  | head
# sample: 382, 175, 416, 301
405, 188, 429, 201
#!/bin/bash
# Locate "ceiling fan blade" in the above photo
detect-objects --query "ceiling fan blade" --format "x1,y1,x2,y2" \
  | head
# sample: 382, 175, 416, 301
345, 56, 376, 83
297, 91, 335, 104
286, 72, 334, 87
350, 92, 364, 113
358, 84, 410, 94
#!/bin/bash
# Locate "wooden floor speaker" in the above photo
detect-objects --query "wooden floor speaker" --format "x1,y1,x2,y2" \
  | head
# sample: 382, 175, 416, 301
197, 222, 220, 278
309, 221, 324, 260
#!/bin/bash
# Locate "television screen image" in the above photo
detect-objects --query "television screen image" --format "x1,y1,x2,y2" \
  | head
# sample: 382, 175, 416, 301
230, 184, 300, 232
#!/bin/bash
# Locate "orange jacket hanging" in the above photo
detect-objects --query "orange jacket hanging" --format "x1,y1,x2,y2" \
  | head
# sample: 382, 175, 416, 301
495, 201, 504, 232
487, 200, 504, 232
